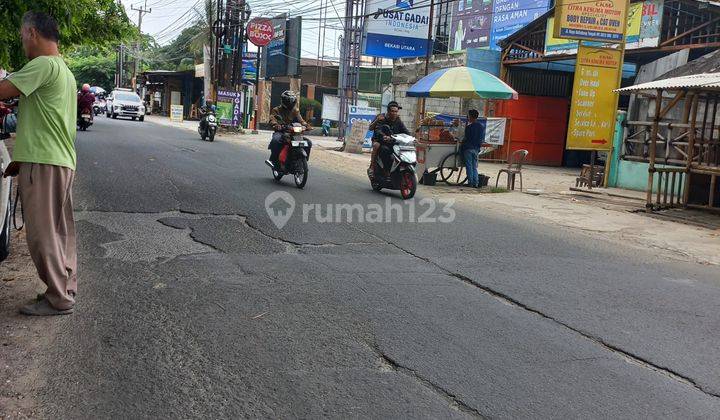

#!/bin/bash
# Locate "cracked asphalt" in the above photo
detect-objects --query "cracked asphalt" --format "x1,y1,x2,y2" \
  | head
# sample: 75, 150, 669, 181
29, 117, 720, 418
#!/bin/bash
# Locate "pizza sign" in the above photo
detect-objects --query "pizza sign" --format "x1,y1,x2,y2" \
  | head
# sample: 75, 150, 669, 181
247, 18, 274, 47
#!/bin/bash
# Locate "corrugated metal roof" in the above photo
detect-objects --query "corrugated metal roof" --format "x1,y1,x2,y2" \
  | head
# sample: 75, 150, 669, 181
615, 73, 720, 93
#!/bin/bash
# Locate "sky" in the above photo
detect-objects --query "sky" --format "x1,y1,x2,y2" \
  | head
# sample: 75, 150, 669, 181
120, 0, 346, 60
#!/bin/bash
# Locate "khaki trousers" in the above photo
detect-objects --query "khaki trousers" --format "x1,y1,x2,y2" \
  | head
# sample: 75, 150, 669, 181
18, 163, 77, 310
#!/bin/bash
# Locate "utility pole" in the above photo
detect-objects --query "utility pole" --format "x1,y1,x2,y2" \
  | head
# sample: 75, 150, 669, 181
337, 0, 366, 141
131, 1, 152, 89
116, 44, 125, 88
418, 0, 435, 120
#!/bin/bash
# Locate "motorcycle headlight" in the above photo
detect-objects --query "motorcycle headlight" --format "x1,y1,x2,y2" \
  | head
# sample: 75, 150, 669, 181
208, 115, 216, 122
292, 127, 303, 133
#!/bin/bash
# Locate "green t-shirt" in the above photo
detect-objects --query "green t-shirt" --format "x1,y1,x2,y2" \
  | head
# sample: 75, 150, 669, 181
8, 56, 77, 170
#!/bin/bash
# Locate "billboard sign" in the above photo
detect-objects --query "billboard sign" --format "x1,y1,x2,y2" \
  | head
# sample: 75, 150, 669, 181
450, 0, 493, 51
490, 0, 551, 48
265, 16, 287, 78
450, 0, 551, 51
217, 90, 244, 127
554, 0, 629, 42
363, 0, 432, 58
566, 46, 622, 151
546, 0, 662, 55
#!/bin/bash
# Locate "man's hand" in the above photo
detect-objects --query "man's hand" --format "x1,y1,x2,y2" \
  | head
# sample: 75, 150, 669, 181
377, 113, 386, 121
3, 161, 20, 178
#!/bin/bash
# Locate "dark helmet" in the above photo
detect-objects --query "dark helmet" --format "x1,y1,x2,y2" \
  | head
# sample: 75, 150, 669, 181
387, 101, 401, 111
281, 90, 297, 109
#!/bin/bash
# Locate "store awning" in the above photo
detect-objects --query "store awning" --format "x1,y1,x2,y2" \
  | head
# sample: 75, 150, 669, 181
615, 73, 720, 93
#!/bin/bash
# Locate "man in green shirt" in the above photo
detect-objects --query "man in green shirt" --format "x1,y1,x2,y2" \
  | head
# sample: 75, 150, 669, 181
0, 11, 78, 315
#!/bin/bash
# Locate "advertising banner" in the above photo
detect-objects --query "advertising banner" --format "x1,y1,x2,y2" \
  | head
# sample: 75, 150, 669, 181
545, 0, 663, 55
484, 117, 507, 146
450, 0, 551, 52
347, 105, 378, 148
216, 90, 244, 127
363, 0, 432, 58
450, 0, 493, 51
322, 95, 370, 121
265, 16, 287, 78
554, 0, 629, 42
566, 46, 622, 151
489, 0, 551, 48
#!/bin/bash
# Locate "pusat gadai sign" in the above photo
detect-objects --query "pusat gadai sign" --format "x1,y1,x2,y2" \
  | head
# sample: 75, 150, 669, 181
363, 0, 432, 58
247, 18, 274, 47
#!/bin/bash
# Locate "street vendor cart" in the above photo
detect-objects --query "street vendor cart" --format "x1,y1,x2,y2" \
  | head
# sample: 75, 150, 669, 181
407, 66, 517, 186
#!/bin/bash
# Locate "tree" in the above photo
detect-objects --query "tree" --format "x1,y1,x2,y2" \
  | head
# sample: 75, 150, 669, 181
65, 47, 116, 91
0, 0, 136, 70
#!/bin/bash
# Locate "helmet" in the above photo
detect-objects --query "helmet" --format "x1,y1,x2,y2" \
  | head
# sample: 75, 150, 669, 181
82, 83, 90, 93
280, 90, 297, 110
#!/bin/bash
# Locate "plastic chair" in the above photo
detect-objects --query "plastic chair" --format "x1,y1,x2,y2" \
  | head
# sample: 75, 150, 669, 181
496, 149, 528, 191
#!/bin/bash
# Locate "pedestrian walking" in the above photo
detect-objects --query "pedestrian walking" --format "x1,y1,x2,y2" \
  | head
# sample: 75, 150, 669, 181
0, 11, 78, 315
462, 109, 486, 188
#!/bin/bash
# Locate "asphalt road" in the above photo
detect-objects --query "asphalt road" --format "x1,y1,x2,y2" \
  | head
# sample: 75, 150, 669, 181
32, 117, 720, 418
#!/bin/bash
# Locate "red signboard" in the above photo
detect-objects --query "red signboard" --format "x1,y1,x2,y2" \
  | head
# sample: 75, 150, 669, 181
247, 18, 274, 47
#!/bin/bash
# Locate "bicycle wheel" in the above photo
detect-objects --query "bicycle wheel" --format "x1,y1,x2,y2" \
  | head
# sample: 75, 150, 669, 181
439, 152, 467, 186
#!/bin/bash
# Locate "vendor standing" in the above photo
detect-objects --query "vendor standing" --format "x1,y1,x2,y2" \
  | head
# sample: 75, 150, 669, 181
461, 109, 486, 188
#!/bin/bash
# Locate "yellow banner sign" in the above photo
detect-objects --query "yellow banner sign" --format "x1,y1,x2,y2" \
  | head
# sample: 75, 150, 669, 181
554, 0, 629, 43
566, 46, 622, 151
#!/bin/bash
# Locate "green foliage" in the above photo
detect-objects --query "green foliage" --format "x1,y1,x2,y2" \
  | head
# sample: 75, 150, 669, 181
300, 97, 322, 118
144, 24, 204, 72
0, 0, 137, 70
65, 46, 115, 91
143, 0, 215, 72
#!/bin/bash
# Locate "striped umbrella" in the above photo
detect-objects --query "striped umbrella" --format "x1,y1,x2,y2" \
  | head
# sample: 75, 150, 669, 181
407, 66, 518, 100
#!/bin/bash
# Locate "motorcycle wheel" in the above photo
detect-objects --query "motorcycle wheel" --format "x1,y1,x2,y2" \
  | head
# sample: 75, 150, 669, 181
208, 131, 215, 142
372, 183, 382, 192
400, 171, 417, 200
294, 157, 308, 189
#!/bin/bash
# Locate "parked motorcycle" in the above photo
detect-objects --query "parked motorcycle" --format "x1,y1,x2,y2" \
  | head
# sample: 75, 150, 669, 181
369, 125, 418, 199
264, 123, 311, 189
198, 107, 217, 141
77, 107, 93, 131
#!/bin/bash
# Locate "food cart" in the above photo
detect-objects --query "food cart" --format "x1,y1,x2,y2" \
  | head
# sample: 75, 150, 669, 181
407, 66, 517, 186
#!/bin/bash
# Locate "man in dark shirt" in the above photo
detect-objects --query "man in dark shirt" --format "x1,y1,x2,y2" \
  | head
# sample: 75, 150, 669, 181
461, 109, 486, 188
368, 101, 410, 176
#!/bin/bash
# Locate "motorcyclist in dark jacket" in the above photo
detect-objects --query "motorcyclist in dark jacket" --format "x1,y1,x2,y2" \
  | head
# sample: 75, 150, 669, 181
266, 90, 312, 167
368, 101, 409, 177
